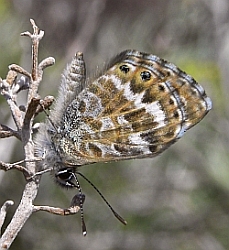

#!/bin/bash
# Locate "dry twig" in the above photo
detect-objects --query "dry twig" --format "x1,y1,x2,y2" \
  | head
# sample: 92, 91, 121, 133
0, 19, 79, 250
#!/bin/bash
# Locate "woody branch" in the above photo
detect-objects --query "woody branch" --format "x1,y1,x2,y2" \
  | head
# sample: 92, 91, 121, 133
0, 19, 85, 249
0, 20, 84, 250
0, 19, 56, 249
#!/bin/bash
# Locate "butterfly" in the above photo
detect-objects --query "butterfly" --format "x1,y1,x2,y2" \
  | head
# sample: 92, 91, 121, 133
35, 50, 212, 235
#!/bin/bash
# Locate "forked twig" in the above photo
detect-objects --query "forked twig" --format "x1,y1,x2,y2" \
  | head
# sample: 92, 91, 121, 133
0, 19, 86, 249
0, 124, 21, 140
0, 20, 57, 250
21, 19, 44, 82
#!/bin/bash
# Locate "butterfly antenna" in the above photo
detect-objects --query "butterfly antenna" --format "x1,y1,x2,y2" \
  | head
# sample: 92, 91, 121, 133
76, 171, 127, 226
71, 172, 87, 236
39, 101, 59, 132
43, 109, 57, 132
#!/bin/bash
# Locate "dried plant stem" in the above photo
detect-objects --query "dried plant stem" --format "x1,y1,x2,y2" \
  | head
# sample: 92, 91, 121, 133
0, 19, 43, 250
0, 124, 21, 140
0, 19, 81, 249
33, 205, 80, 215
0, 20, 57, 250
0, 201, 14, 231
0, 182, 39, 249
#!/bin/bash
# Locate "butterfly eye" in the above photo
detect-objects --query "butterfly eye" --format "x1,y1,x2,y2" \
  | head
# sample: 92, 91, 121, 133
140, 71, 151, 81
55, 168, 75, 188
119, 64, 130, 73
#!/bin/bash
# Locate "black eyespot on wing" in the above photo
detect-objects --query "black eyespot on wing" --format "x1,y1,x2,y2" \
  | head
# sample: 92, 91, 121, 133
169, 98, 174, 105
158, 84, 165, 91
140, 71, 151, 81
173, 111, 179, 118
119, 65, 130, 74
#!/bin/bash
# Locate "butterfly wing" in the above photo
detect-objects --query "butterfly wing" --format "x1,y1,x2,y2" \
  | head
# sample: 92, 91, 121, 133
56, 50, 211, 165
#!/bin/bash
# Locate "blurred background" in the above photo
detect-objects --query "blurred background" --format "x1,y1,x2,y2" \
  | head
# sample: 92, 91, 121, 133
0, 0, 226, 249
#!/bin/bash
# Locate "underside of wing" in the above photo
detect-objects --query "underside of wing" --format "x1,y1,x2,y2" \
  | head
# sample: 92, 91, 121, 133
60, 50, 212, 164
